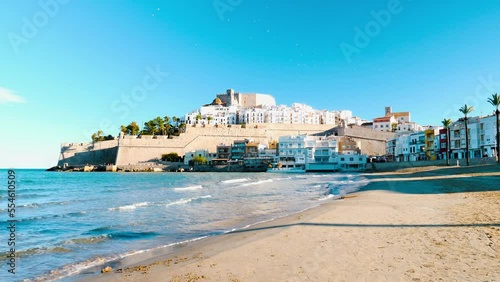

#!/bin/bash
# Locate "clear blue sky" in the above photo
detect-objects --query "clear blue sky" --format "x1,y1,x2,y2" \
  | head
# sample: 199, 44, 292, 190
1, 0, 500, 168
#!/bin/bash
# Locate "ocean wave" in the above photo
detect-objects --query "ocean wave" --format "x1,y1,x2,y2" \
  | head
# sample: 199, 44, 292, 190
165, 195, 212, 207
241, 179, 273, 187
65, 235, 109, 245
33, 255, 119, 282
173, 185, 203, 191
17, 193, 48, 199
108, 202, 150, 211
17, 200, 71, 209
275, 176, 293, 181
318, 194, 335, 201
12, 214, 61, 223
8, 246, 72, 258
35, 235, 210, 281
108, 231, 159, 240
221, 178, 249, 184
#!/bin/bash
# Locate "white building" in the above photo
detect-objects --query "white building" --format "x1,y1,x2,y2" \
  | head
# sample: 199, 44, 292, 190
479, 115, 498, 158
373, 116, 397, 132
239, 108, 266, 124
395, 134, 410, 162
183, 89, 351, 127
278, 134, 366, 171
277, 135, 308, 169
409, 131, 425, 161
184, 149, 216, 165
396, 122, 423, 133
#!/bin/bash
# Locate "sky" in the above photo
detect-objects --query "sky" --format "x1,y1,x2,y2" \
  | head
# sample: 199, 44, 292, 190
1, 0, 500, 168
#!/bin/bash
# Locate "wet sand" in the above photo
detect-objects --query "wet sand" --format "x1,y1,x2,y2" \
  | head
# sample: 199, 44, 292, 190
87, 165, 500, 281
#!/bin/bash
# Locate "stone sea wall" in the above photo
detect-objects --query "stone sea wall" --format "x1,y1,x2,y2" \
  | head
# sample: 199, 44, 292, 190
57, 140, 118, 166
58, 124, 390, 166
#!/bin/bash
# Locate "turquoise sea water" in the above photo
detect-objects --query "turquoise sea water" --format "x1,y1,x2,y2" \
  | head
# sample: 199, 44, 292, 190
0, 170, 368, 281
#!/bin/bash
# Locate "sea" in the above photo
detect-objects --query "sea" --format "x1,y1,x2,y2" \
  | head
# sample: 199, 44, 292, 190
0, 169, 369, 281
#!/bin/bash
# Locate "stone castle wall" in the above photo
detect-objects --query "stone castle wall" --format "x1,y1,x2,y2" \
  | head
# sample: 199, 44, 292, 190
57, 140, 119, 166
339, 125, 396, 141
114, 124, 334, 166
57, 124, 391, 166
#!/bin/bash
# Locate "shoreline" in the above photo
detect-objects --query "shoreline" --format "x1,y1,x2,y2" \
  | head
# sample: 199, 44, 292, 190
82, 164, 500, 281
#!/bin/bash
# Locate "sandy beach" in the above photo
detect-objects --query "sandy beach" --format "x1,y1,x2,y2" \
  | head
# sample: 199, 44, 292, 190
88, 165, 500, 282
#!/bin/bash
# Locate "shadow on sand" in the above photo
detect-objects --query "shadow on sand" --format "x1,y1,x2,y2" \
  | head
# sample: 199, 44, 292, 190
360, 164, 500, 194
227, 222, 500, 235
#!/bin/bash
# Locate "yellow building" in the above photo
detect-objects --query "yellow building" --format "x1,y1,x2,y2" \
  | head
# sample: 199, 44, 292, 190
424, 128, 439, 160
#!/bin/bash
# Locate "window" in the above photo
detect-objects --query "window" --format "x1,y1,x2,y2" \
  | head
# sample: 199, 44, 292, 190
340, 157, 345, 161
350, 158, 354, 161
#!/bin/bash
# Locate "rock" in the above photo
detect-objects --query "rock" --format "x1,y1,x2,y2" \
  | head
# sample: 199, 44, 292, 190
46, 166, 62, 171
101, 266, 112, 273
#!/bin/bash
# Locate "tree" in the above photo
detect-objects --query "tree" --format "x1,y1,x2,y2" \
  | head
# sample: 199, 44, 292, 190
391, 123, 397, 132
164, 115, 172, 135
195, 113, 202, 124
142, 120, 158, 135
161, 152, 180, 162
192, 155, 207, 165
104, 135, 114, 141
154, 116, 166, 135
459, 104, 474, 166
126, 121, 140, 135
172, 116, 179, 127
487, 93, 500, 164
178, 122, 186, 133
207, 116, 213, 124
91, 130, 108, 142
441, 118, 452, 166
121, 122, 140, 135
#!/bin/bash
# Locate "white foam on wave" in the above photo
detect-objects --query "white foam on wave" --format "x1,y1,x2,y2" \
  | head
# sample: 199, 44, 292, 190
34, 254, 120, 282
318, 194, 335, 201
108, 202, 150, 211
165, 195, 212, 207
39, 234, 213, 281
221, 178, 249, 184
241, 179, 273, 187
173, 185, 203, 191
274, 177, 292, 181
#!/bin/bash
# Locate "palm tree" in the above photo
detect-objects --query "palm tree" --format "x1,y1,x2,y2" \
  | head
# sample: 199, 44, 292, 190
441, 118, 452, 166
459, 104, 474, 166
127, 121, 140, 135
143, 120, 158, 135
488, 93, 500, 164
